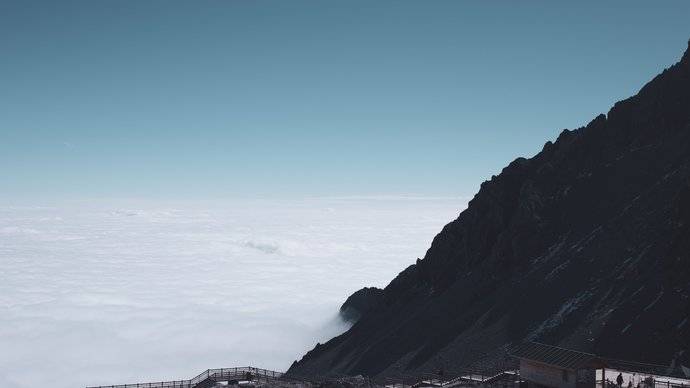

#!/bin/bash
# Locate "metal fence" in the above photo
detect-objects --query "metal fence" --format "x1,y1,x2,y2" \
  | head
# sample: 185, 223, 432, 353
596, 379, 690, 388
86, 366, 285, 388
371, 369, 523, 388
86, 365, 525, 388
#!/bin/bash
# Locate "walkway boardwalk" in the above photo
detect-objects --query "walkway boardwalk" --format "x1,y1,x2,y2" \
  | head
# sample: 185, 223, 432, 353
440, 371, 519, 388
86, 366, 285, 388
87, 365, 523, 388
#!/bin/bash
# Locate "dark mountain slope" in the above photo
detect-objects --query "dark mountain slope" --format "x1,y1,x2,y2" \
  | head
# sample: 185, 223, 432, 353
288, 40, 690, 378
339, 287, 384, 324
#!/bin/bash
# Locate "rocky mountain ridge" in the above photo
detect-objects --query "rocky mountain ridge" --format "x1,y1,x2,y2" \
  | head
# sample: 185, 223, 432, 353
288, 40, 690, 379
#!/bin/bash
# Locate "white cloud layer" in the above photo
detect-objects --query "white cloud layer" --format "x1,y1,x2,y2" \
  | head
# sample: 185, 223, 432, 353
0, 198, 464, 388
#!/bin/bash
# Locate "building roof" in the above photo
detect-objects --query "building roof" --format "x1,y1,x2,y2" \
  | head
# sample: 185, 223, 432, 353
511, 342, 603, 371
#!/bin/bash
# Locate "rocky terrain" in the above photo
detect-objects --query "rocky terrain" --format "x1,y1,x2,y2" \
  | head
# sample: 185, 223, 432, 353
288, 40, 690, 378
339, 287, 384, 324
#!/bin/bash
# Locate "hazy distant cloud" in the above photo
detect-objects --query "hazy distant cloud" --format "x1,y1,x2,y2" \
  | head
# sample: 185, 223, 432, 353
313, 195, 469, 201
243, 240, 280, 254
0, 226, 41, 235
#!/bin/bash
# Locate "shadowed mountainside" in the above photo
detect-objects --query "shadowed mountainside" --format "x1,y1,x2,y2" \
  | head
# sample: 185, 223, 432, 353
339, 287, 384, 324
288, 40, 690, 378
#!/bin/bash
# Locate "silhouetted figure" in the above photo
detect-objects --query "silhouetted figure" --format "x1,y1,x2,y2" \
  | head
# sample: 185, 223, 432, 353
617, 373, 624, 387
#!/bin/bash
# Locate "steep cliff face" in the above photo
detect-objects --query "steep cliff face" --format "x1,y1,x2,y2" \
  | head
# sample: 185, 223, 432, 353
340, 287, 384, 324
288, 41, 690, 378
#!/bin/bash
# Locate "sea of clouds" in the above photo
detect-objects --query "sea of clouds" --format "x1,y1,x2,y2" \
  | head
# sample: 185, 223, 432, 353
0, 197, 465, 388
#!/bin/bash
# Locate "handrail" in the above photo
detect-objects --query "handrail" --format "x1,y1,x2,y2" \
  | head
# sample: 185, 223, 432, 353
86, 366, 285, 388
88, 365, 522, 388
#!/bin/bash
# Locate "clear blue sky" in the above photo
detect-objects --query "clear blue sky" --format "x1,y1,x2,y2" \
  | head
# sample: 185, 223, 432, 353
2, 1, 689, 201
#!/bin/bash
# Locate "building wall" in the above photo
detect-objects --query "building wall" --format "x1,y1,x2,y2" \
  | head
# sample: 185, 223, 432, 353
520, 360, 577, 388
576, 368, 596, 388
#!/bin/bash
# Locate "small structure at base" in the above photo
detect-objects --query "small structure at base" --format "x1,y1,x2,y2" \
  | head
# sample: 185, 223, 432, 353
511, 342, 604, 388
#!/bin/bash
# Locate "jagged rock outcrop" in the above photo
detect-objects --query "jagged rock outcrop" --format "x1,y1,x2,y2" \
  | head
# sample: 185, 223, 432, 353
288, 40, 690, 378
340, 287, 384, 324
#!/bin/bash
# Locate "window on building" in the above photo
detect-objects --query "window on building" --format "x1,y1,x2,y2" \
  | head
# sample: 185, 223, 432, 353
562, 370, 569, 382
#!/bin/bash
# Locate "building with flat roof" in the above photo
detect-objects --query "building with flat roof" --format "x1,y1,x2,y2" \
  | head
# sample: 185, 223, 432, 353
511, 342, 604, 388
511, 342, 690, 388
